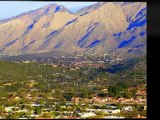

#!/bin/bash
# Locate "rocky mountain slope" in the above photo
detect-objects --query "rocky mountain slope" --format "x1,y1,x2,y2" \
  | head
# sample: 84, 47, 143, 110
0, 2, 146, 57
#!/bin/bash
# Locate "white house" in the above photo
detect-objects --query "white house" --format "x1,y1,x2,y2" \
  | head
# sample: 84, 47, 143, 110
79, 112, 96, 118
19, 117, 28, 119
5, 107, 13, 112
107, 109, 121, 114
31, 103, 40, 107
122, 106, 134, 111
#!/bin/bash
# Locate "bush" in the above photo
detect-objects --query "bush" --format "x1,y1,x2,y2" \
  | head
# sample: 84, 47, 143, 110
42, 112, 52, 118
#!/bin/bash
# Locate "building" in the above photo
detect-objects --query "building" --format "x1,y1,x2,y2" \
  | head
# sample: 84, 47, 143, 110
79, 112, 96, 118
122, 106, 134, 111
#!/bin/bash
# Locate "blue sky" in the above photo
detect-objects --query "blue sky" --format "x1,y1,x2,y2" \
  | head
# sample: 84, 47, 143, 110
0, 1, 97, 20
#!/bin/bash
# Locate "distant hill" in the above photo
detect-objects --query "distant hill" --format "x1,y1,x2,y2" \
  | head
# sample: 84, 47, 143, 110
0, 2, 146, 58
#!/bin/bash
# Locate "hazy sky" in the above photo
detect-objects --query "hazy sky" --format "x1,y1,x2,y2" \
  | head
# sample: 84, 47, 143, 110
0, 1, 97, 20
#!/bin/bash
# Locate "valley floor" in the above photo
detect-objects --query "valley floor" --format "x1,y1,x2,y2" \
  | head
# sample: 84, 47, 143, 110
0, 56, 146, 119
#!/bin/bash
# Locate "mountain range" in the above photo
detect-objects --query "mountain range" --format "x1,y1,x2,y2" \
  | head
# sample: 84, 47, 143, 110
0, 2, 146, 58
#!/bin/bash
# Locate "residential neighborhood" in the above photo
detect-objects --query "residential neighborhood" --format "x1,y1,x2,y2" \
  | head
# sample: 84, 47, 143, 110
0, 55, 146, 119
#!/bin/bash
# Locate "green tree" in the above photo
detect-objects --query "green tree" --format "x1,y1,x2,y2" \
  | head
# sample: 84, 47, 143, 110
131, 89, 137, 98
116, 103, 122, 109
123, 91, 132, 98
35, 107, 42, 115
63, 93, 73, 101
108, 86, 119, 97
55, 104, 61, 111
41, 112, 52, 118
80, 87, 90, 98
6, 112, 19, 119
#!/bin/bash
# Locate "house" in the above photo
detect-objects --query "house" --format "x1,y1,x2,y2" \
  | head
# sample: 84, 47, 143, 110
19, 118, 28, 119
55, 73, 61, 76
70, 68, 76, 71
85, 108, 96, 112
136, 98, 146, 103
16, 109, 28, 113
122, 106, 134, 111
36, 96, 43, 100
63, 111, 73, 116
51, 64, 58, 67
92, 97, 102, 102
31, 102, 40, 107
101, 89, 108, 93
96, 109, 110, 114
116, 58, 123, 61
66, 102, 72, 106
60, 106, 66, 109
7, 94, 15, 100
140, 105, 147, 111
136, 90, 147, 96
123, 98, 135, 103
106, 104, 117, 109
100, 98, 108, 102
20, 93, 31, 98
3, 83, 12, 86
5, 107, 13, 112
28, 95, 34, 100
106, 97, 114, 102
128, 98, 134, 102
132, 114, 146, 118
144, 105, 147, 110
71, 97, 80, 103
30, 114, 39, 118
139, 99, 147, 103
79, 112, 96, 118
12, 107, 19, 111
117, 98, 127, 103
110, 108, 121, 114
22, 60, 30, 64
55, 115, 65, 119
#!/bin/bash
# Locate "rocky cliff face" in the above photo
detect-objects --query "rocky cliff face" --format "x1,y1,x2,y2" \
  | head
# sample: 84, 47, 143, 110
0, 2, 146, 57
